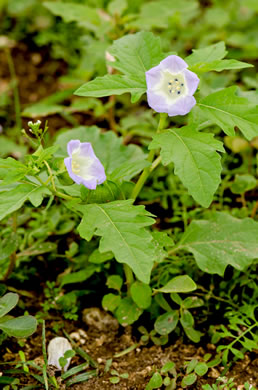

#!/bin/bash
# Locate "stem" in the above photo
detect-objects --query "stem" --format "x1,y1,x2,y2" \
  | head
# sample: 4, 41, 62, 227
131, 113, 167, 200
228, 322, 257, 349
5, 47, 22, 130
3, 212, 17, 281
150, 155, 162, 173
123, 264, 134, 293
37, 175, 74, 201
44, 160, 56, 192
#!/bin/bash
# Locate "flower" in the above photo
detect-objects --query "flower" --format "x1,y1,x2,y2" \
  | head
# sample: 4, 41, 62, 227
64, 140, 106, 189
145, 55, 199, 117
47, 337, 72, 371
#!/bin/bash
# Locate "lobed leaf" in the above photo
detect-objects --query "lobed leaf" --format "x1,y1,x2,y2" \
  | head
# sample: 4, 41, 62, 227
75, 74, 146, 102
198, 86, 258, 140
179, 212, 258, 275
74, 200, 156, 283
150, 125, 224, 207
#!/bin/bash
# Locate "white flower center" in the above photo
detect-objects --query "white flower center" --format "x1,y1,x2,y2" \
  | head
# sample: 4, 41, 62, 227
153, 71, 187, 103
71, 147, 94, 181
161, 72, 186, 100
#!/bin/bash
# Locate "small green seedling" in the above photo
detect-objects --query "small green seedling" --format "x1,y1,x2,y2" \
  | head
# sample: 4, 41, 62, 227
109, 369, 129, 384
145, 361, 177, 390
202, 377, 254, 390
0, 293, 37, 338
146, 357, 212, 390
138, 325, 169, 346
59, 349, 76, 370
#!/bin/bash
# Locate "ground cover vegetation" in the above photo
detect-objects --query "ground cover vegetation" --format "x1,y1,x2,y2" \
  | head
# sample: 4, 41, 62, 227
0, 0, 257, 388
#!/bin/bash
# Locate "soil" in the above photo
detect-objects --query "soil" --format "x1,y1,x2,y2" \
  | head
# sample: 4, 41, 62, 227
0, 41, 257, 389
1, 307, 258, 389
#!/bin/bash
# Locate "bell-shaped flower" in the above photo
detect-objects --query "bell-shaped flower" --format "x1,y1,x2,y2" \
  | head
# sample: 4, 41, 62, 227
47, 337, 73, 372
64, 140, 106, 190
145, 55, 199, 117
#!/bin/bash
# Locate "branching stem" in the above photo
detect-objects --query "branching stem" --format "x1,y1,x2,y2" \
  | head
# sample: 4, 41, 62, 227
131, 113, 167, 201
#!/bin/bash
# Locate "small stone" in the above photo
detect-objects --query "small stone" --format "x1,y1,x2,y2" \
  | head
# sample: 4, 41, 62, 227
70, 332, 80, 341
78, 329, 88, 339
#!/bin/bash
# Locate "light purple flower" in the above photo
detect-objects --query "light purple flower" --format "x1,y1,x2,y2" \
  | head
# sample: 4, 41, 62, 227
145, 55, 199, 117
64, 140, 106, 190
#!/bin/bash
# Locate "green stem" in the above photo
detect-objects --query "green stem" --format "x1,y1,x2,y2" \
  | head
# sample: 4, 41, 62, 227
123, 264, 134, 293
228, 322, 257, 349
37, 175, 74, 201
43, 160, 56, 192
131, 113, 167, 201
6, 47, 22, 130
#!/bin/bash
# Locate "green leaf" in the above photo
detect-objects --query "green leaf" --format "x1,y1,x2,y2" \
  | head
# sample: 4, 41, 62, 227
156, 275, 197, 293
109, 160, 150, 182
131, 0, 198, 30
75, 200, 156, 284
0, 184, 50, 221
179, 212, 258, 275
106, 275, 123, 291
150, 125, 224, 207
160, 361, 176, 374
198, 86, 258, 140
146, 372, 163, 390
115, 297, 143, 326
186, 359, 198, 374
54, 126, 146, 179
183, 296, 204, 309
186, 42, 227, 67
231, 174, 257, 194
109, 377, 120, 384
152, 231, 174, 263
130, 281, 152, 309
102, 293, 121, 312
180, 310, 202, 342
0, 293, 18, 318
109, 31, 164, 79
0, 233, 18, 261
180, 309, 194, 328
181, 373, 197, 387
107, 0, 127, 16
88, 249, 113, 264
0, 315, 37, 338
193, 59, 253, 73
0, 157, 28, 184
43, 2, 102, 32
195, 362, 208, 376
186, 42, 252, 73
154, 311, 179, 335
60, 265, 98, 287
17, 242, 57, 258
75, 74, 146, 102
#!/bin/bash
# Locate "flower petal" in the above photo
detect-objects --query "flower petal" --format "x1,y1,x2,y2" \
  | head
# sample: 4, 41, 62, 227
167, 95, 197, 117
67, 140, 80, 157
79, 142, 96, 159
183, 69, 200, 95
81, 178, 97, 190
64, 157, 81, 185
160, 55, 188, 73
146, 90, 169, 113
146, 65, 163, 90
65, 140, 106, 189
